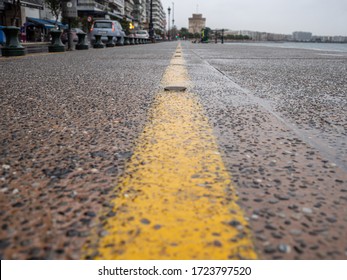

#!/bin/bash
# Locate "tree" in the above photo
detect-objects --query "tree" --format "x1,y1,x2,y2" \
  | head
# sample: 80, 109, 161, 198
11, 0, 21, 26
194, 32, 200, 39
44, 0, 62, 25
179, 27, 189, 39
201, 27, 211, 43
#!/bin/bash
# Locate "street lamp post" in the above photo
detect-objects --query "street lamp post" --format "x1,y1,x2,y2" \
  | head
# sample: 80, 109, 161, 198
149, 0, 154, 42
172, 2, 175, 31
168, 7, 171, 41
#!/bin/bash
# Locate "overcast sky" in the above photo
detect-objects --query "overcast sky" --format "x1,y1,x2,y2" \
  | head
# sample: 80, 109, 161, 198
161, 0, 347, 36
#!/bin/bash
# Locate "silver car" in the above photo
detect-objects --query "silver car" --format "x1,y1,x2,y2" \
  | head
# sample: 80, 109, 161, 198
135, 30, 149, 39
90, 20, 125, 45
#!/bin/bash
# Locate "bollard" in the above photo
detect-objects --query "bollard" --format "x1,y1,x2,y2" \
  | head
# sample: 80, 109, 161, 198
1, 26, 25, 57
75, 32, 89, 50
129, 37, 134, 45
48, 29, 65, 52
93, 34, 105, 48
124, 36, 130, 46
106, 35, 115, 47
116, 36, 124, 46
134, 38, 139, 45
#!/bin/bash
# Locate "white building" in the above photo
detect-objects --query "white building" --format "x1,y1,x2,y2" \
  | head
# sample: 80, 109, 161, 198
147, 0, 165, 32
188, 14, 206, 34
292, 31, 312, 42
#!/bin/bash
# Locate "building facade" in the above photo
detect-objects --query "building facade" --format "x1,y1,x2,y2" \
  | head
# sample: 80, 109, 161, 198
292, 31, 312, 42
1, 0, 44, 26
150, 0, 165, 33
188, 13, 205, 34
77, 0, 125, 20
77, 0, 165, 31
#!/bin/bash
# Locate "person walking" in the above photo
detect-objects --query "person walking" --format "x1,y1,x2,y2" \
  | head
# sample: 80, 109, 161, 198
20, 24, 26, 43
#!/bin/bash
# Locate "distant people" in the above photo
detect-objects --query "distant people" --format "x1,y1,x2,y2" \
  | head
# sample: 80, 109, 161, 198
20, 24, 26, 43
34, 27, 41, 42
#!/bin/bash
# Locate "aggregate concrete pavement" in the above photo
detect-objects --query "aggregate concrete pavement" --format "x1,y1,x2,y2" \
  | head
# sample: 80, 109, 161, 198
0, 43, 176, 259
184, 42, 347, 259
0, 41, 346, 260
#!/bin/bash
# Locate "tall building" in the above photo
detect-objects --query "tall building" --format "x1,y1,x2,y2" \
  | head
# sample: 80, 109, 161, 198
77, 0, 125, 20
0, 0, 166, 34
188, 13, 206, 34
292, 31, 312, 42
132, 0, 147, 28
124, 0, 135, 20
146, 0, 165, 33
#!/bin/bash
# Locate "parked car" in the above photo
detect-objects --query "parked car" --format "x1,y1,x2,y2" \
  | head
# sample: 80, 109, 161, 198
135, 30, 149, 39
61, 28, 84, 44
90, 20, 125, 45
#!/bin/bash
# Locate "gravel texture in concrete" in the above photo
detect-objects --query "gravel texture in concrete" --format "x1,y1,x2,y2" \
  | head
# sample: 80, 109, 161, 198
0, 44, 176, 259
1, 41, 346, 260
185, 42, 347, 259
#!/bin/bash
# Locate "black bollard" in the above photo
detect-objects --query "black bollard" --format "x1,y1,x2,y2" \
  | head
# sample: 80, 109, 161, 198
75, 32, 89, 50
116, 36, 124, 46
93, 34, 105, 48
130, 37, 135, 45
48, 29, 65, 52
124, 36, 130, 46
1, 26, 25, 57
106, 36, 115, 47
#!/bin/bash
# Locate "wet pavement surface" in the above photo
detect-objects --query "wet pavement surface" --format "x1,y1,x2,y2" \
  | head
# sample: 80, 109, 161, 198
1, 41, 346, 259
0, 44, 175, 259
185, 42, 347, 259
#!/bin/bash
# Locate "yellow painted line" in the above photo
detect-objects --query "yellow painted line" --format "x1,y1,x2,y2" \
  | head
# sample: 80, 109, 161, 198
95, 43, 257, 260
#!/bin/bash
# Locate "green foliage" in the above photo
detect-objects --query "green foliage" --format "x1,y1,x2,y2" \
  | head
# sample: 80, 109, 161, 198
194, 32, 200, 39
178, 27, 189, 38
120, 17, 130, 35
201, 27, 211, 43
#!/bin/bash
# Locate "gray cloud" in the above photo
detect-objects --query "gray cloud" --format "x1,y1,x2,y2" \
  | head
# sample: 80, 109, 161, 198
162, 0, 347, 36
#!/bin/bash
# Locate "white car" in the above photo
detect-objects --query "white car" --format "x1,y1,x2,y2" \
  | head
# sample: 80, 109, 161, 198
90, 20, 125, 45
135, 30, 149, 39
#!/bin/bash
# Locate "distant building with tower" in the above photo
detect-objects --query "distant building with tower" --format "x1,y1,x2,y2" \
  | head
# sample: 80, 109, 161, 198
188, 13, 206, 34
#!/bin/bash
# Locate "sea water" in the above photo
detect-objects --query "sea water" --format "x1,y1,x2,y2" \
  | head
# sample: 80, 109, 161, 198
228, 42, 347, 52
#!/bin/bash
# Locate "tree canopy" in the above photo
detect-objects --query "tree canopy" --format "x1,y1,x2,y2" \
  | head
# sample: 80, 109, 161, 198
44, 0, 62, 24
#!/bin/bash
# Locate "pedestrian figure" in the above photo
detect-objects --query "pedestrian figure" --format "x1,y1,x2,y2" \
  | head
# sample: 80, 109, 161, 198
20, 24, 26, 43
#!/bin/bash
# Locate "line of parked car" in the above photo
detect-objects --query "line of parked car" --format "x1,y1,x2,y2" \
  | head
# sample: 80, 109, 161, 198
1, 19, 163, 47
88, 19, 161, 45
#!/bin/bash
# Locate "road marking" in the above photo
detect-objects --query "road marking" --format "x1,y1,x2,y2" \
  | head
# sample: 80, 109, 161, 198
95, 43, 257, 260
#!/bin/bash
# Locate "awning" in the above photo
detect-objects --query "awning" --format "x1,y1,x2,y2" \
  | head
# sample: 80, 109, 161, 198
26, 17, 67, 29
27, 17, 54, 29
44, 19, 68, 30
